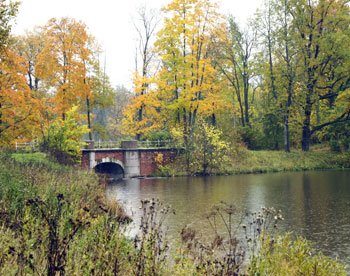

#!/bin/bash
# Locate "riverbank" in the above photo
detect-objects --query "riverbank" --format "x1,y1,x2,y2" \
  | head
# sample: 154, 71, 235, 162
0, 152, 131, 275
157, 147, 350, 176
1, 151, 348, 275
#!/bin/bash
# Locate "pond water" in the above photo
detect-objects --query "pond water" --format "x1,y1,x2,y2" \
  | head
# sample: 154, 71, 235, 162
106, 170, 350, 265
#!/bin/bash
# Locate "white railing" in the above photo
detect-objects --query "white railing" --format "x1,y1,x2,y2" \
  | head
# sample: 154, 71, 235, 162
95, 140, 121, 149
14, 141, 38, 151
94, 140, 179, 149
13, 140, 180, 151
138, 140, 176, 148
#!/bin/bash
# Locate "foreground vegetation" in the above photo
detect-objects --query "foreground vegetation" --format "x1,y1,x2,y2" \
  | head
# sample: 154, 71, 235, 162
0, 152, 347, 275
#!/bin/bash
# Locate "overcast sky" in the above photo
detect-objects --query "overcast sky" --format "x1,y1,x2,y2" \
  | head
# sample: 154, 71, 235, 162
13, 0, 263, 89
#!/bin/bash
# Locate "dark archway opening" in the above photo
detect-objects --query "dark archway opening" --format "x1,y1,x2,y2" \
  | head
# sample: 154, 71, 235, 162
95, 162, 124, 180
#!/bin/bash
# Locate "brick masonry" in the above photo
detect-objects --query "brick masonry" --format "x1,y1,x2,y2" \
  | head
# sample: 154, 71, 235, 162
80, 149, 124, 170
80, 148, 178, 177
139, 149, 177, 176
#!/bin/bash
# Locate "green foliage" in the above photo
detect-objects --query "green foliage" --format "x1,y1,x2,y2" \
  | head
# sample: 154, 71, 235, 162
190, 120, 231, 175
328, 121, 350, 152
237, 126, 264, 150
40, 106, 89, 165
260, 113, 284, 150
12, 152, 47, 163
0, 0, 19, 50
0, 154, 39, 218
142, 130, 172, 142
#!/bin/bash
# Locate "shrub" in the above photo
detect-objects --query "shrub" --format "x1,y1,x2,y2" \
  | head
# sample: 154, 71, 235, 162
248, 234, 347, 276
327, 121, 350, 152
39, 106, 89, 165
237, 126, 264, 150
190, 120, 231, 175
142, 130, 172, 142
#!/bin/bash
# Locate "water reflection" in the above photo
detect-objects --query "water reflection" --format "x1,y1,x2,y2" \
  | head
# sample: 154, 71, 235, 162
106, 170, 350, 264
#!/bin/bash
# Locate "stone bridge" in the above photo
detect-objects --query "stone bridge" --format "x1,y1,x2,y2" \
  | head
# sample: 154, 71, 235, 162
80, 140, 179, 179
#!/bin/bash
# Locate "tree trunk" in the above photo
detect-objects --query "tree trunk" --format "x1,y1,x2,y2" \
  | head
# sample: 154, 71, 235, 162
284, 115, 290, 152
302, 94, 313, 151
86, 96, 92, 140
28, 62, 33, 90
302, 63, 316, 151
284, 77, 293, 152
301, 125, 311, 151
183, 111, 190, 172
244, 84, 250, 127
136, 103, 143, 141
243, 62, 250, 127
0, 101, 2, 129
268, 37, 277, 100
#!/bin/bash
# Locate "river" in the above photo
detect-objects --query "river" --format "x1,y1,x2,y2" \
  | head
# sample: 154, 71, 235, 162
106, 170, 350, 265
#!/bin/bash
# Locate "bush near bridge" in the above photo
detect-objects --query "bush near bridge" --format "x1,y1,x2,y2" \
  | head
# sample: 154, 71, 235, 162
39, 106, 89, 165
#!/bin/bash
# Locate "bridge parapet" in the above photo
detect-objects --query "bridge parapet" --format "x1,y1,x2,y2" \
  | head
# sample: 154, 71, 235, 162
87, 140, 180, 150
121, 140, 138, 149
81, 141, 179, 178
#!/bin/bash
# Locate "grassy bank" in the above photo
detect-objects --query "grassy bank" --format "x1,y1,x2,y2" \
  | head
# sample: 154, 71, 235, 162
227, 149, 350, 174
0, 152, 347, 275
0, 152, 132, 275
159, 147, 350, 176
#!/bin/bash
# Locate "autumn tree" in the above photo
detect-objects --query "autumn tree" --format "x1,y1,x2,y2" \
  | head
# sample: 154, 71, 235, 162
289, 0, 350, 151
132, 5, 160, 140
272, 0, 296, 152
13, 28, 45, 91
0, 50, 41, 145
0, 0, 42, 145
106, 85, 131, 140
213, 16, 256, 128
154, 0, 225, 167
0, 0, 19, 51
34, 17, 114, 140
254, 0, 297, 151
85, 60, 115, 140
75, 34, 114, 140
36, 17, 91, 121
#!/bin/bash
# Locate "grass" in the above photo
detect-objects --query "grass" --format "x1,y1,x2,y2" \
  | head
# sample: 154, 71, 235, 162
11, 151, 67, 170
159, 146, 350, 176
227, 149, 350, 174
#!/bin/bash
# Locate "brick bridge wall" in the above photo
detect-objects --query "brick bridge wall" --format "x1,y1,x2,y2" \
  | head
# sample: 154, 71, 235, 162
139, 149, 176, 176
80, 148, 178, 177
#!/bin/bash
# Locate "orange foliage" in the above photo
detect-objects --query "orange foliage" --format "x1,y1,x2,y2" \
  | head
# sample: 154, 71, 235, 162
36, 17, 92, 119
0, 49, 41, 145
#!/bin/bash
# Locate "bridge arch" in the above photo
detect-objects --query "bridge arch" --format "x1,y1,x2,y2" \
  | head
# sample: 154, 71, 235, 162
94, 157, 124, 180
